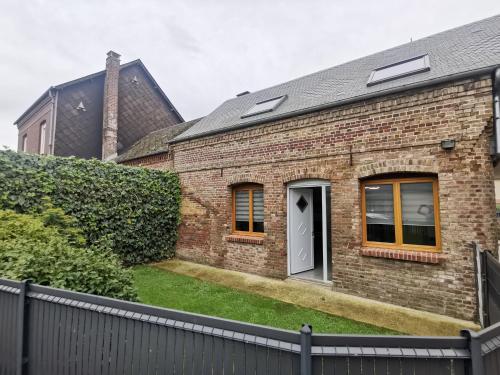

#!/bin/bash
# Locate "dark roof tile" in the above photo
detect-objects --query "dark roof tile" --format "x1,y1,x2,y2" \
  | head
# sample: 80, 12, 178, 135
115, 117, 203, 162
175, 14, 500, 142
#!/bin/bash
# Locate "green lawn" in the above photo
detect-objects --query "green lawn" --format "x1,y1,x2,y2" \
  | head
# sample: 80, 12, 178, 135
133, 265, 398, 335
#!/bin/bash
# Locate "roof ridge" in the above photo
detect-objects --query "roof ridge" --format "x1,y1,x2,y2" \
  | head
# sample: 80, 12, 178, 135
142, 117, 205, 137
175, 14, 500, 143
53, 59, 141, 89
14, 59, 144, 125
15, 58, 184, 125
231, 13, 500, 102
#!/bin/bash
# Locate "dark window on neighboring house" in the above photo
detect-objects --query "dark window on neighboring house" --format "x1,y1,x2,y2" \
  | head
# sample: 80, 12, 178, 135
361, 176, 441, 251
232, 184, 264, 235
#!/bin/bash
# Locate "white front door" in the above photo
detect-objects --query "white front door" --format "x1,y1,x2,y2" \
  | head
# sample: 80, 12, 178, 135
289, 188, 314, 274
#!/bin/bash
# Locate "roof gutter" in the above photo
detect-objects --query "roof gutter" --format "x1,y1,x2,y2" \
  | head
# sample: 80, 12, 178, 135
49, 89, 59, 155
494, 67, 500, 155
170, 65, 498, 144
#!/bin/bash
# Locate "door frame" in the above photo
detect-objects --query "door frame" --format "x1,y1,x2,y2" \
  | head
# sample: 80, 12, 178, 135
287, 179, 331, 282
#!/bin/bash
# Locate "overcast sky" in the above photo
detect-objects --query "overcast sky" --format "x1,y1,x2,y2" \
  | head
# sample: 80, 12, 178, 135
1, 0, 499, 150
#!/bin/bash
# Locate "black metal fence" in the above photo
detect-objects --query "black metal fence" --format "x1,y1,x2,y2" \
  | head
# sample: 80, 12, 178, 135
477, 244, 500, 327
485, 250, 500, 325
1, 278, 500, 375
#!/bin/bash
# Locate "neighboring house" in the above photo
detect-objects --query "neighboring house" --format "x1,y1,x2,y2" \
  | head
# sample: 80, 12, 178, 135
118, 14, 500, 322
14, 51, 183, 160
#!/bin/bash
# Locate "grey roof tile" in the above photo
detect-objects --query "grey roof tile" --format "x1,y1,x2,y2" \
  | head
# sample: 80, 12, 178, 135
15, 59, 184, 126
175, 14, 500, 142
115, 117, 203, 162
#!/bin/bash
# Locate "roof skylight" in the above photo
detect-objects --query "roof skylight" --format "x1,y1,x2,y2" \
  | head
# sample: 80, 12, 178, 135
241, 96, 287, 118
367, 55, 430, 86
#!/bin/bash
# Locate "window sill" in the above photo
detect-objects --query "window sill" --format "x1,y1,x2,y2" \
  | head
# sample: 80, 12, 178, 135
225, 235, 264, 245
361, 247, 446, 264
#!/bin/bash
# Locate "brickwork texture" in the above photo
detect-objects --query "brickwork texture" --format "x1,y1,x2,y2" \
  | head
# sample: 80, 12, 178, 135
129, 76, 497, 321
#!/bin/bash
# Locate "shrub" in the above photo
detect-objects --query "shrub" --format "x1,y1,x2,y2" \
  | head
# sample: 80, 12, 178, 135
0, 209, 137, 300
0, 150, 181, 265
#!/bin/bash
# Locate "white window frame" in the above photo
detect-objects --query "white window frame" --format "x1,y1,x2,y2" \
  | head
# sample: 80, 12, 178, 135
39, 121, 47, 154
22, 134, 28, 152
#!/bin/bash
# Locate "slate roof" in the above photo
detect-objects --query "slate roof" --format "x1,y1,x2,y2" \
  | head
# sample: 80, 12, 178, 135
14, 59, 183, 126
15, 58, 185, 160
174, 14, 500, 143
115, 117, 203, 162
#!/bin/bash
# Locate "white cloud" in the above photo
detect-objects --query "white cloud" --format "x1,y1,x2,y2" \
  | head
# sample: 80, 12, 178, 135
1, 0, 499, 149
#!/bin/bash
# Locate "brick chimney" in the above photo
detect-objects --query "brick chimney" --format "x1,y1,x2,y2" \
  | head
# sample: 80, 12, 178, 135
102, 50, 121, 161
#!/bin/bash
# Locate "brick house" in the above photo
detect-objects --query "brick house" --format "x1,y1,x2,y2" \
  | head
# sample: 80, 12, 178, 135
14, 51, 183, 160
127, 16, 500, 321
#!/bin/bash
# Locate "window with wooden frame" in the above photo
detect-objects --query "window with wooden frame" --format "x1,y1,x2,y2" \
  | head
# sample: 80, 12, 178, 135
232, 184, 264, 236
361, 176, 441, 252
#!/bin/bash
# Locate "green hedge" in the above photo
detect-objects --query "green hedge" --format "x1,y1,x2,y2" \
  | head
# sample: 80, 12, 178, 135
0, 209, 137, 300
0, 150, 181, 265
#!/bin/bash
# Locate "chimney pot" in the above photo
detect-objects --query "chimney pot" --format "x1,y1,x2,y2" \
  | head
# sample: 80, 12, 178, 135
106, 50, 121, 59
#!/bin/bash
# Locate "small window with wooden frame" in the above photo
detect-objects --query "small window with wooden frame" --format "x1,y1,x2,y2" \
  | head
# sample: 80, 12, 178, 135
232, 184, 264, 236
361, 176, 441, 252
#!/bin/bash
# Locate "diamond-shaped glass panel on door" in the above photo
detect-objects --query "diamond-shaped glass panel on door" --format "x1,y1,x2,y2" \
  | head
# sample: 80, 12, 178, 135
296, 195, 308, 213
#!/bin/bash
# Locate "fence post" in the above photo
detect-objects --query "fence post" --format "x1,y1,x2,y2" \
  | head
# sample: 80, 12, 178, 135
16, 280, 30, 375
461, 329, 485, 375
300, 324, 312, 375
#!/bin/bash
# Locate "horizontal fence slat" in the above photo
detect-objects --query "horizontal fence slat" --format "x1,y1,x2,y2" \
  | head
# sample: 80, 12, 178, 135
311, 346, 470, 359
477, 321, 500, 343
28, 283, 301, 345
0, 278, 23, 290
6, 278, 500, 375
311, 334, 469, 349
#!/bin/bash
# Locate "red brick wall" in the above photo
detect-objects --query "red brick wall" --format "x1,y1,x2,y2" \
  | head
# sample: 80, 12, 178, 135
135, 76, 497, 321
17, 99, 53, 154
121, 153, 172, 169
